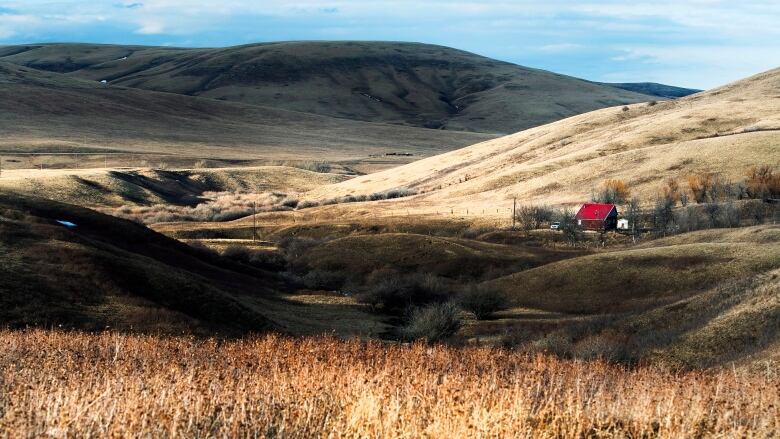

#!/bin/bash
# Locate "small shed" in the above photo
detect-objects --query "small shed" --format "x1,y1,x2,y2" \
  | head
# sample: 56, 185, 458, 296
575, 203, 618, 231
617, 219, 630, 230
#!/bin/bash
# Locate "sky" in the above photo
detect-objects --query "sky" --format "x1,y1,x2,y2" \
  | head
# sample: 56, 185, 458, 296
0, 1, 778, 89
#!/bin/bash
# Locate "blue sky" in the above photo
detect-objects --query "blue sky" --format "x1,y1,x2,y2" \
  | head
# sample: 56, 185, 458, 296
0, 1, 778, 89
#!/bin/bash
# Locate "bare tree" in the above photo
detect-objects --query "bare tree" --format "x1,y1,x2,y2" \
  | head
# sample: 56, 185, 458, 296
514, 205, 554, 231
653, 197, 674, 234
626, 196, 641, 241
704, 203, 721, 227
557, 208, 581, 244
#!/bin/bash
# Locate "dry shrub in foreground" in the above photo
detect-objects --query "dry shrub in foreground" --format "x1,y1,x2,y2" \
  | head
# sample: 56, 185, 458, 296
1, 330, 778, 438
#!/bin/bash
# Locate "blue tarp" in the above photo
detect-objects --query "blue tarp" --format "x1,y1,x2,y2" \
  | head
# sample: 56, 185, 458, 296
55, 220, 77, 228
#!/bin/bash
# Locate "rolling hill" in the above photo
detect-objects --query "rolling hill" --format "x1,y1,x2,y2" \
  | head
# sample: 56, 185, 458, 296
0, 42, 658, 134
486, 225, 780, 368
0, 60, 491, 163
304, 66, 780, 215
0, 191, 277, 332
0, 191, 389, 336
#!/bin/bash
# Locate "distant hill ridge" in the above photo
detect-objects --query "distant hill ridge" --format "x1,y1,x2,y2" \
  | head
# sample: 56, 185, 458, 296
600, 82, 701, 99
0, 41, 669, 133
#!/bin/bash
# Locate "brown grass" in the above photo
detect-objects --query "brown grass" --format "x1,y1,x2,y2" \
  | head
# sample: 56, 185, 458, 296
1, 329, 778, 438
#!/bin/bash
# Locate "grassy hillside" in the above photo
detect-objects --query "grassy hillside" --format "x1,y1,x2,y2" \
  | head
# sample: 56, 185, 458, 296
0, 42, 656, 134
487, 226, 779, 314
305, 67, 780, 215
297, 232, 583, 280
0, 191, 396, 337
0, 191, 284, 332
466, 225, 780, 367
0, 60, 491, 163
0, 166, 347, 208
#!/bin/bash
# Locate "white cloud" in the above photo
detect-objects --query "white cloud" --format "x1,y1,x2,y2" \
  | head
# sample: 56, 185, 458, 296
135, 19, 164, 34
537, 43, 582, 53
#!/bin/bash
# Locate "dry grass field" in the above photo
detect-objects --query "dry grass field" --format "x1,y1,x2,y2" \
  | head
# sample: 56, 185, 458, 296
1, 330, 779, 438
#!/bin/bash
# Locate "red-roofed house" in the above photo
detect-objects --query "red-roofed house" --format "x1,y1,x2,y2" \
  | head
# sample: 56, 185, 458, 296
575, 203, 618, 231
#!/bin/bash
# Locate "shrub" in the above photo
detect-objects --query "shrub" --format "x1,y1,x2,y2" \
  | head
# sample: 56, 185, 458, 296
457, 285, 510, 320
221, 245, 286, 271
385, 188, 416, 199
653, 196, 675, 232
571, 333, 627, 362
556, 208, 582, 244
662, 178, 680, 206
718, 202, 741, 227
300, 270, 346, 290
311, 162, 332, 173
594, 179, 630, 204
745, 165, 780, 199
514, 205, 553, 230
704, 203, 720, 227
687, 173, 715, 203
297, 200, 319, 209
399, 302, 462, 343
193, 159, 218, 168
104, 191, 298, 224
741, 200, 774, 225
281, 197, 299, 208
277, 237, 322, 262
680, 191, 689, 206
675, 205, 704, 232
531, 332, 573, 357
357, 270, 449, 313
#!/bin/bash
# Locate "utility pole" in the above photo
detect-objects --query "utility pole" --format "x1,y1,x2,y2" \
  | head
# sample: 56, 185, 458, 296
512, 197, 517, 230
252, 202, 257, 242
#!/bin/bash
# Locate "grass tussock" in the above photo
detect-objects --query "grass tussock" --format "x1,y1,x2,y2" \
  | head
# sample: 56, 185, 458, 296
1, 329, 778, 438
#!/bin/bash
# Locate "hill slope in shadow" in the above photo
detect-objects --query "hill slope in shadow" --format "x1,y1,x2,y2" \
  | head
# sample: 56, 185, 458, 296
0, 191, 280, 333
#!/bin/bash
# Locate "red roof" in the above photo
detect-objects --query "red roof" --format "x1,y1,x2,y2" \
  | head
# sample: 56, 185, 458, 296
575, 203, 617, 220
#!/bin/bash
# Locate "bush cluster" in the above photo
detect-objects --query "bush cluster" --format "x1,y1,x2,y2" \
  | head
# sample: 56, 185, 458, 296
356, 269, 450, 314
106, 191, 298, 224
312, 187, 417, 208
456, 285, 510, 320
398, 302, 462, 343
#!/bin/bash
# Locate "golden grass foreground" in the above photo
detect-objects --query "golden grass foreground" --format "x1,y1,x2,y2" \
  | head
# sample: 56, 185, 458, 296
1, 330, 778, 438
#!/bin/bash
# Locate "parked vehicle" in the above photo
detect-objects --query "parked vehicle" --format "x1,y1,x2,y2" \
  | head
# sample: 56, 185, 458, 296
550, 221, 561, 230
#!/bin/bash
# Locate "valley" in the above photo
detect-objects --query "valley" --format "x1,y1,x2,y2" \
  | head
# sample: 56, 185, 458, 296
0, 37, 778, 438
